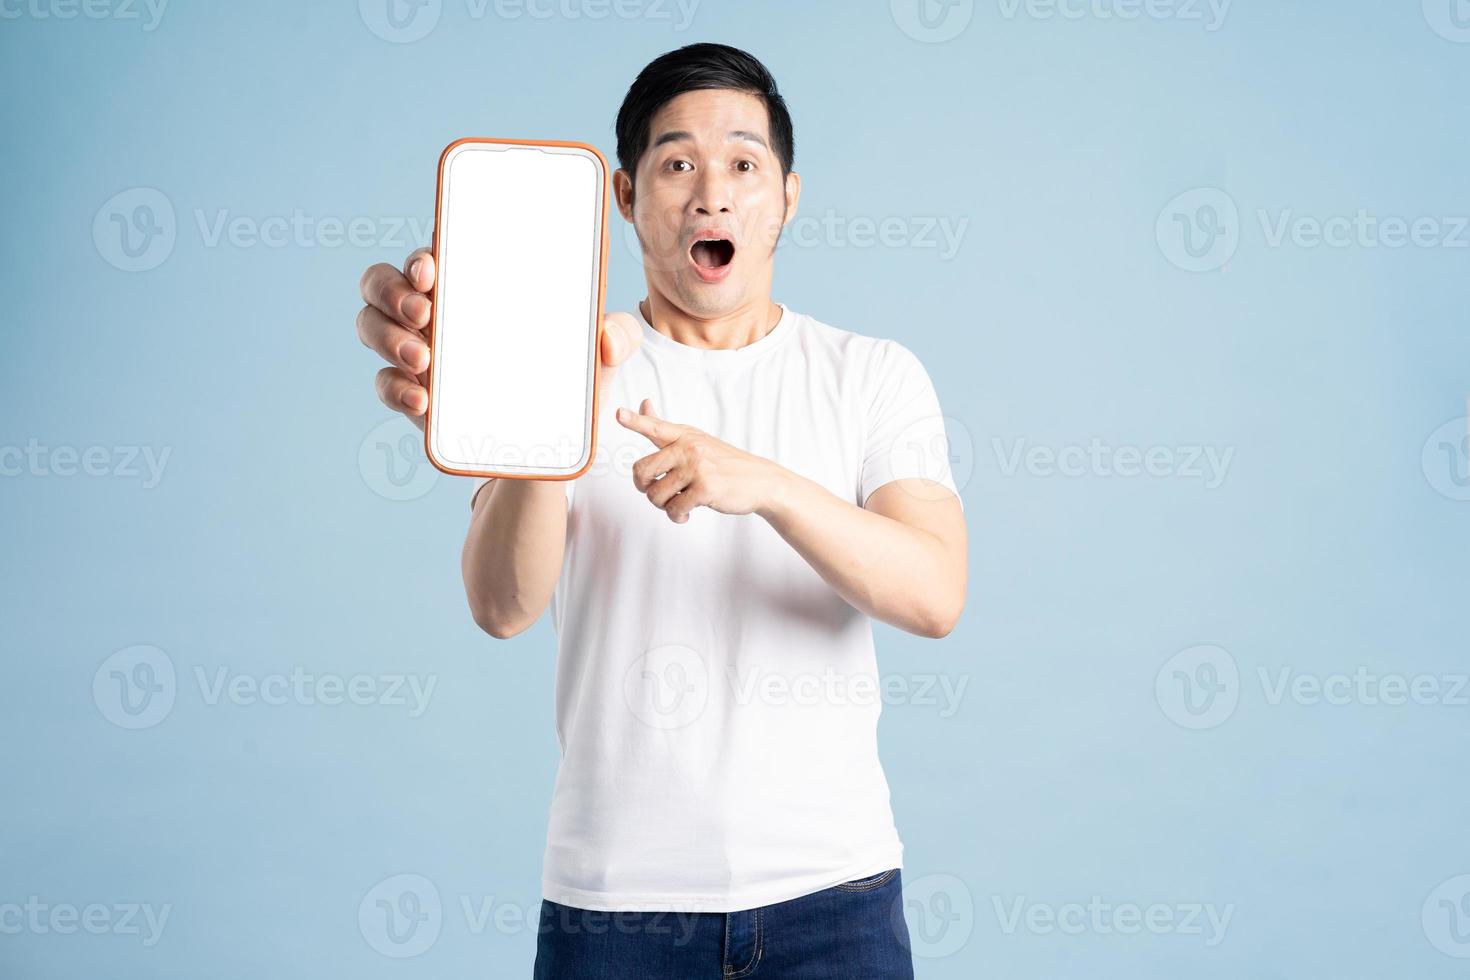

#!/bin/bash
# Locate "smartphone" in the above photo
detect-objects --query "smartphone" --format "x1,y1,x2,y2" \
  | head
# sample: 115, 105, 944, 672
424, 137, 609, 479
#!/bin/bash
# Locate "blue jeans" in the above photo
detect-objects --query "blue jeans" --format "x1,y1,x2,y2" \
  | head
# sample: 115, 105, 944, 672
532, 869, 914, 979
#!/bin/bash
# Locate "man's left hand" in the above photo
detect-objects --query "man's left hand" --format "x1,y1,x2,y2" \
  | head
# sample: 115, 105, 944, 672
617, 400, 784, 523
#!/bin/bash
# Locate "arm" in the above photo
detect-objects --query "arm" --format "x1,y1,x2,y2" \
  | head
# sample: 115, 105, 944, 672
356, 248, 640, 639
617, 402, 967, 638
460, 478, 569, 638
460, 310, 640, 637
759, 475, 966, 638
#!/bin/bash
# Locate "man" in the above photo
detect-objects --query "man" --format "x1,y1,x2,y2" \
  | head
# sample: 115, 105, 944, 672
356, 42, 966, 979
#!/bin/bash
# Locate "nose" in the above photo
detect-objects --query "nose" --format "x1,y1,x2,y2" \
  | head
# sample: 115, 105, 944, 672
690, 168, 733, 217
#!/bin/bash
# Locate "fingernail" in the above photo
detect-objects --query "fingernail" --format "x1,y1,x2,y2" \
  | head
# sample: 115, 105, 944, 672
401, 341, 428, 372
403, 294, 429, 325
402, 388, 424, 413
409, 257, 422, 284
615, 407, 627, 422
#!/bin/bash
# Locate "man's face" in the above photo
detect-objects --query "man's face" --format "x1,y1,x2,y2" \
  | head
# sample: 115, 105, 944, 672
616, 89, 798, 318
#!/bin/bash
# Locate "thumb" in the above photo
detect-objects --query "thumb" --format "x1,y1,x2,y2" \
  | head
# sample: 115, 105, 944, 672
639, 398, 658, 418
600, 312, 641, 369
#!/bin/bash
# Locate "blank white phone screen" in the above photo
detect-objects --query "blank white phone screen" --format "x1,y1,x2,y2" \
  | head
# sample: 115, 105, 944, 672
431, 143, 602, 475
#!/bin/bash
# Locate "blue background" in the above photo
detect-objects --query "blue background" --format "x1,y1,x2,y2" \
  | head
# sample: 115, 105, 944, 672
2, 0, 1468, 977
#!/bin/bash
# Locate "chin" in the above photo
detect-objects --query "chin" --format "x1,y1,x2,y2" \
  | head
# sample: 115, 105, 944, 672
673, 278, 744, 316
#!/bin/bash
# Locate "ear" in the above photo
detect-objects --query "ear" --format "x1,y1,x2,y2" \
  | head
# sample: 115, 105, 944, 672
613, 169, 636, 223
781, 170, 801, 229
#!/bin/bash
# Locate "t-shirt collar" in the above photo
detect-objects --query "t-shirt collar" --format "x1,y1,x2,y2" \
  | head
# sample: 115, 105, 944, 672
635, 300, 794, 365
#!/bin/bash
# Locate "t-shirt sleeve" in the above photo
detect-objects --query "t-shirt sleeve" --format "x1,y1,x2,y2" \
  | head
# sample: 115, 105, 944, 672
858, 341, 963, 510
469, 476, 575, 510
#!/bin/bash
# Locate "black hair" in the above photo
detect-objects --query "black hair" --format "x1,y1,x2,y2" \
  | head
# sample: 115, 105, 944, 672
614, 43, 795, 184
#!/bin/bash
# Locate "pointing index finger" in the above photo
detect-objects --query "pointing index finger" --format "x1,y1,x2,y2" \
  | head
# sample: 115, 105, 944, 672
616, 406, 679, 447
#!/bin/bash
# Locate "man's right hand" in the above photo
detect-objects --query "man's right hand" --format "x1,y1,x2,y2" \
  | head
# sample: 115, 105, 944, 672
356, 247, 642, 433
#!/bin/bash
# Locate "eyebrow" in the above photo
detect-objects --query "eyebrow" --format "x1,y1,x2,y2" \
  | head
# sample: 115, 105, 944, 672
651, 130, 769, 151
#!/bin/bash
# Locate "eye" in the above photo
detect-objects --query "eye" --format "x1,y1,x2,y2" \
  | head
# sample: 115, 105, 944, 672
734, 160, 756, 173
667, 159, 693, 173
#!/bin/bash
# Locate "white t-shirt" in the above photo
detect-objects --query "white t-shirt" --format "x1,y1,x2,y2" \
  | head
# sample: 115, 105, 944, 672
474, 302, 959, 913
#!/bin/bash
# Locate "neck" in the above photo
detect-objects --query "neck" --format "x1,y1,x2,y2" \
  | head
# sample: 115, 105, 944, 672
639, 290, 783, 351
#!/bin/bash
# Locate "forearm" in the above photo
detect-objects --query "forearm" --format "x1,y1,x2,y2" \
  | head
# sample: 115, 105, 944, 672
461, 478, 567, 638
756, 471, 966, 638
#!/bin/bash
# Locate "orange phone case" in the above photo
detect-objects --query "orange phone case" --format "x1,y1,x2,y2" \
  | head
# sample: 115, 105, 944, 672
424, 137, 610, 480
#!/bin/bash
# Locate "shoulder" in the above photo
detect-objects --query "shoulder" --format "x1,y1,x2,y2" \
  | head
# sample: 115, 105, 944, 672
785, 308, 931, 382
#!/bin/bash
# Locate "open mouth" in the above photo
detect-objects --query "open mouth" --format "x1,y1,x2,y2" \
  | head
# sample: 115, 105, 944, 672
688, 233, 736, 281
690, 238, 735, 269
